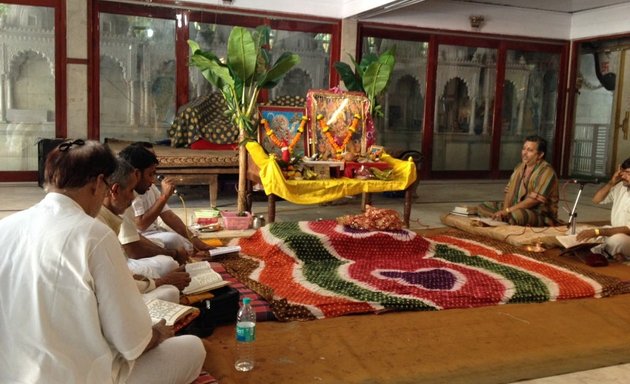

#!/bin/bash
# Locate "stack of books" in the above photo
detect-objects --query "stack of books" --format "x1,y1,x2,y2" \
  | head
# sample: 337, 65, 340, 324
450, 205, 478, 217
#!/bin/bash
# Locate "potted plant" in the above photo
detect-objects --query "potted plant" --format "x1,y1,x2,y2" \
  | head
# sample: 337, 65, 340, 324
333, 47, 396, 118
188, 25, 300, 212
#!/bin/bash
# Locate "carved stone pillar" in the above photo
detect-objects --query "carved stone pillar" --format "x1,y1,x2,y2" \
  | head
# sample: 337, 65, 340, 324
0, 74, 6, 123
142, 80, 150, 126
517, 97, 525, 135
129, 81, 136, 126
469, 97, 477, 134
6, 75, 12, 110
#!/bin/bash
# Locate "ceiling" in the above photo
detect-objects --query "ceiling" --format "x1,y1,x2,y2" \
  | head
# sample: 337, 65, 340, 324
453, 0, 630, 14
186, 0, 630, 20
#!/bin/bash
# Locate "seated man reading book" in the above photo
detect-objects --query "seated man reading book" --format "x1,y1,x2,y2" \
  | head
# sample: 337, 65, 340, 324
576, 158, 630, 261
0, 140, 205, 383
97, 157, 191, 301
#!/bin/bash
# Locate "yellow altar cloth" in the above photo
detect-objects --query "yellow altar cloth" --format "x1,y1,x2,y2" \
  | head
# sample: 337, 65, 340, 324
246, 141, 417, 205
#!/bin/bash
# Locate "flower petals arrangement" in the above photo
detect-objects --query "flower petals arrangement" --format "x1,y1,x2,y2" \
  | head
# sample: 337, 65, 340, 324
316, 113, 361, 160
260, 116, 308, 163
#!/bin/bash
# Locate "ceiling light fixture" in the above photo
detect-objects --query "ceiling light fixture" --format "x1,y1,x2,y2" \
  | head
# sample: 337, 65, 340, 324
469, 15, 485, 30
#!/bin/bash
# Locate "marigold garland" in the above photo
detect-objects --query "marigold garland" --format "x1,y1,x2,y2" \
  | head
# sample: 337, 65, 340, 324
260, 115, 308, 153
316, 114, 361, 159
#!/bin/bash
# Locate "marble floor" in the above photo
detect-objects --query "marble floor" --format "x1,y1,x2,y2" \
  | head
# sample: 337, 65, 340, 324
2, 179, 630, 383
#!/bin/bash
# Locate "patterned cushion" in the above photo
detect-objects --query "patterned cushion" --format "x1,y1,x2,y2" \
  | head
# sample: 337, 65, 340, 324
268, 95, 306, 107
168, 93, 239, 147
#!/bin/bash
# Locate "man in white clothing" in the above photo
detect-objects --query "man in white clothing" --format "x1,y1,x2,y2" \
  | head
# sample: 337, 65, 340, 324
119, 142, 213, 253
0, 140, 205, 383
577, 157, 630, 260
97, 157, 191, 303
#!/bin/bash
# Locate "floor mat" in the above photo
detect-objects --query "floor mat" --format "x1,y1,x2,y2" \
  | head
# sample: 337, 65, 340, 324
223, 221, 630, 321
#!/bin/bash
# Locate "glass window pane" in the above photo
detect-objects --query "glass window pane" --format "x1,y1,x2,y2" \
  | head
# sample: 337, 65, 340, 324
100, 14, 176, 142
362, 37, 427, 155
433, 44, 496, 171
0, 3, 56, 171
268, 30, 330, 101
499, 50, 560, 170
570, 50, 616, 177
188, 23, 330, 104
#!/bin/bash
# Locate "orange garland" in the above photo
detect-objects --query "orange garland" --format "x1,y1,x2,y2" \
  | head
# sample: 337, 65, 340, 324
316, 114, 360, 159
260, 115, 308, 153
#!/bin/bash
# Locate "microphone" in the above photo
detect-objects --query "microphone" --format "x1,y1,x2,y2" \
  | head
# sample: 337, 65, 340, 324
570, 178, 600, 185
156, 175, 181, 196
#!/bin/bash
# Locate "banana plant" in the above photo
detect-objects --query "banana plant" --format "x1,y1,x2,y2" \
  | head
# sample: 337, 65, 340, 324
333, 46, 396, 118
188, 25, 300, 212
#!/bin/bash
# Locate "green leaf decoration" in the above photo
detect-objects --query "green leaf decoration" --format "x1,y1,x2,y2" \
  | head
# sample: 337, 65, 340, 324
333, 46, 396, 118
333, 61, 362, 92
259, 52, 300, 88
227, 27, 257, 84
363, 48, 396, 106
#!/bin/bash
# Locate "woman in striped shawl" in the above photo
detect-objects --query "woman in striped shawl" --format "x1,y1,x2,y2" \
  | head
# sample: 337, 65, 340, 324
479, 135, 559, 227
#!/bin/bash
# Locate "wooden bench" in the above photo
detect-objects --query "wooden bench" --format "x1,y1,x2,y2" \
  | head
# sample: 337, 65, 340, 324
106, 140, 239, 208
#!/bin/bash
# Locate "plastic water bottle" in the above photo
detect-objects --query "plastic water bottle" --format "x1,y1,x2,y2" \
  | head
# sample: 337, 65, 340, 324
234, 297, 256, 371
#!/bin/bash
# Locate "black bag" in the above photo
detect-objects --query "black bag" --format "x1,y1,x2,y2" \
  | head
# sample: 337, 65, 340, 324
179, 286, 240, 338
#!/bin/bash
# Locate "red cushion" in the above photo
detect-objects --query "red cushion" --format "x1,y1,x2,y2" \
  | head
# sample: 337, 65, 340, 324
190, 139, 237, 150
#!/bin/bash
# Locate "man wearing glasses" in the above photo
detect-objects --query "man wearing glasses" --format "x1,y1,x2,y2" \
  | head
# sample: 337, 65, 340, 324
0, 140, 205, 383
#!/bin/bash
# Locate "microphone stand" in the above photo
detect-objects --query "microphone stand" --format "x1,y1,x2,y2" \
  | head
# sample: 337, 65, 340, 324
567, 182, 586, 235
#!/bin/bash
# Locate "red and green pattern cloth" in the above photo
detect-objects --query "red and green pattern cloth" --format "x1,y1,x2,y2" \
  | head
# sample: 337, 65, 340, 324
223, 221, 630, 321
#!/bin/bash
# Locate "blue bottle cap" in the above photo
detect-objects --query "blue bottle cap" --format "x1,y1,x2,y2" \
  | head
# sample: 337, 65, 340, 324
243, 297, 251, 304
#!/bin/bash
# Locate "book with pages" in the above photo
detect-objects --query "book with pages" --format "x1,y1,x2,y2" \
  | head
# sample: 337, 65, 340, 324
182, 261, 229, 295
556, 234, 603, 250
208, 245, 241, 257
452, 205, 478, 215
145, 298, 199, 331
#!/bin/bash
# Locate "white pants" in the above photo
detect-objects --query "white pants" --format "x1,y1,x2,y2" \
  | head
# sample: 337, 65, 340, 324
604, 233, 630, 258
127, 335, 206, 384
128, 256, 178, 279
142, 285, 180, 303
144, 230, 193, 252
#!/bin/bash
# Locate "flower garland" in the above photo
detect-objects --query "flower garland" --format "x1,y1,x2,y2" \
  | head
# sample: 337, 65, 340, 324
316, 113, 361, 159
260, 115, 308, 153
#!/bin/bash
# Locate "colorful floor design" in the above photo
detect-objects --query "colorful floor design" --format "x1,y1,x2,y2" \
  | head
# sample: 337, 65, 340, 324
223, 221, 630, 321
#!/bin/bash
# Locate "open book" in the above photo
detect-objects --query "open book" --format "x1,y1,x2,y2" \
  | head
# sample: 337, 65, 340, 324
182, 261, 229, 295
452, 205, 478, 216
556, 234, 603, 250
208, 245, 241, 258
145, 298, 200, 331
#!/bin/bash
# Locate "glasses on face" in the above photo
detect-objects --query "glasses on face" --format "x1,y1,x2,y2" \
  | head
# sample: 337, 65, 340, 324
58, 139, 86, 152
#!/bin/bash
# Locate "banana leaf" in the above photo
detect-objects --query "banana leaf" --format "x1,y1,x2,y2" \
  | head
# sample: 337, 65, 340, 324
259, 52, 301, 88
359, 53, 379, 73
227, 27, 257, 84
363, 49, 396, 102
188, 44, 234, 90
253, 26, 271, 84
349, 54, 364, 78
333, 61, 362, 92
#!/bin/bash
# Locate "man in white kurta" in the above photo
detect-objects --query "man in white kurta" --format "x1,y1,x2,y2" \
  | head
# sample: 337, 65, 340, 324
0, 193, 153, 383
0, 141, 205, 383
577, 159, 630, 259
98, 202, 183, 303
132, 183, 197, 250
119, 206, 181, 278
